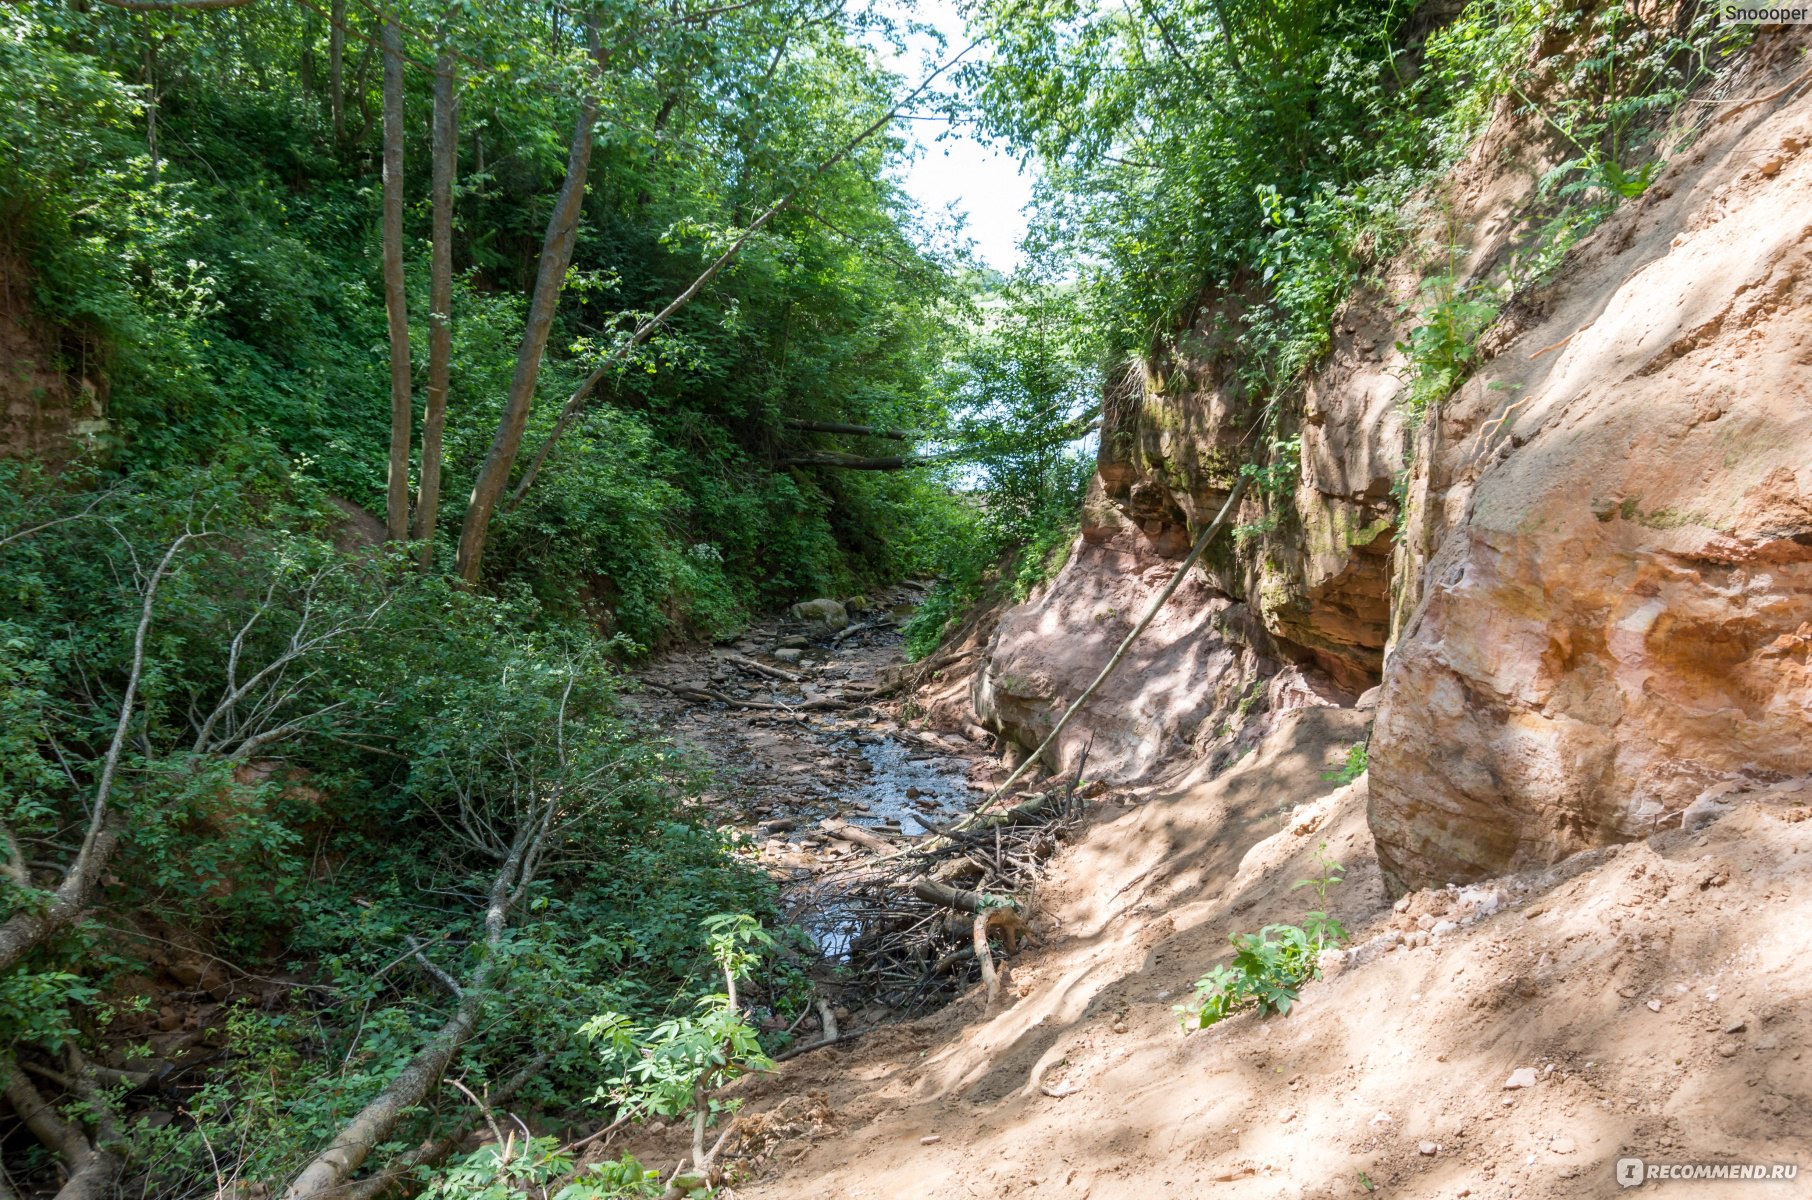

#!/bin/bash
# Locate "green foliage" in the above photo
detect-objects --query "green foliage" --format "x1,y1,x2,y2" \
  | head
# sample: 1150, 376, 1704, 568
0, 0, 970, 650
1395, 268, 1501, 417
971, 0, 1744, 426
0, 468, 793, 1193
579, 914, 776, 1165
1178, 843, 1347, 1029
902, 278, 1097, 658
1322, 741, 1370, 784
422, 1141, 662, 1200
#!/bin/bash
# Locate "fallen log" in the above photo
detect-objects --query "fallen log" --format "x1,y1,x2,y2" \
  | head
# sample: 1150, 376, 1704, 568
642, 681, 849, 712
783, 418, 910, 440
772, 1026, 871, 1062
725, 653, 803, 684
909, 879, 1012, 915
820, 818, 896, 854
866, 475, 1252, 865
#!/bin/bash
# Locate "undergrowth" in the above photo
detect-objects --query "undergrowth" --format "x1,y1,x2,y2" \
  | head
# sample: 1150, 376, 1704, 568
1179, 842, 1348, 1029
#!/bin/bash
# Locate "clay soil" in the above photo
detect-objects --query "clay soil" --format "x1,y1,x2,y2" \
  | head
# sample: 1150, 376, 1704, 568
610, 682, 1811, 1199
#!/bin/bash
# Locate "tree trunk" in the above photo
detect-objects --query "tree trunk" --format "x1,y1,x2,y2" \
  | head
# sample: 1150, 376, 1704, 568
283, 811, 542, 1200
783, 419, 909, 440
414, 46, 457, 566
329, 0, 346, 145
504, 41, 976, 508
453, 91, 598, 584
144, 36, 160, 183
1, 1062, 120, 1200
381, 19, 412, 544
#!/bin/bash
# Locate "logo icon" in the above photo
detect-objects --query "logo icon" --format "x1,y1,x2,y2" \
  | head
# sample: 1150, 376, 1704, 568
1617, 1158, 1645, 1188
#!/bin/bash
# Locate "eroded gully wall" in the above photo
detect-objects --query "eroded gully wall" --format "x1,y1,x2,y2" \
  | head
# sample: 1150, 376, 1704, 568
973, 35, 1812, 895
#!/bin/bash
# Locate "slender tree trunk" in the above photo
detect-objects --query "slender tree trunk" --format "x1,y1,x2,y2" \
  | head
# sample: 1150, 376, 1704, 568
329, 0, 346, 145
452, 92, 597, 584
414, 47, 457, 566
300, 10, 315, 98
381, 19, 412, 543
144, 35, 160, 182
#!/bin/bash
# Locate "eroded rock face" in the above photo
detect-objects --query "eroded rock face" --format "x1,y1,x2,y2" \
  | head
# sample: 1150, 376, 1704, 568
1369, 96, 1812, 892
974, 485, 1279, 781
1095, 326, 1406, 693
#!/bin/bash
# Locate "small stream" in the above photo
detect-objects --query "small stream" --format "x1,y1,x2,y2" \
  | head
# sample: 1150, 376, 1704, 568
794, 734, 978, 959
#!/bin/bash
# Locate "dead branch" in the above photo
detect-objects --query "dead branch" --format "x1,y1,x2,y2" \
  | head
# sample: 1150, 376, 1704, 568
1, 1057, 121, 1200
282, 805, 550, 1199
0, 530, 201, 974
972, 910, 1000, 1013
725, 654, 802, 683
783, 419, 910, 440
908, 879, 1013, 915
95, 0, 252, 9
506, 39, 983, 507
819, 818, 896, 854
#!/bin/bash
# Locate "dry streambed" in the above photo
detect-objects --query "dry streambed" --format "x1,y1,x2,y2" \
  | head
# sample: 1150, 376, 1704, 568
625, 587, 1083, 1021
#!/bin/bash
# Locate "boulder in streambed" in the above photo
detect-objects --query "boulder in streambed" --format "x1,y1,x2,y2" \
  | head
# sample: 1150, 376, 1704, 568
790, 598, 849, 632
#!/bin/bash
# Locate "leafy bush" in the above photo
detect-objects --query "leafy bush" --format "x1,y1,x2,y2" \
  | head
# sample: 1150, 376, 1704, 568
1179, 844, 1347, 1029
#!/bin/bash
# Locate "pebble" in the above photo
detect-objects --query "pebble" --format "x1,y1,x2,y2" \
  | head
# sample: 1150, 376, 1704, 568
1723, 1019, 1746, 1034
1419, 1141, 1439, 1157
919, 1135, 941, 1146
773, 648, 804, 664
1431, 920, 1459, 939
1647, 999, 1663, 1012
1503, 1067, 1538, 1090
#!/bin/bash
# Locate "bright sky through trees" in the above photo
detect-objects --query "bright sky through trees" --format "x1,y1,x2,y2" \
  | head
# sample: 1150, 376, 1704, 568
877, 0, 1034, 272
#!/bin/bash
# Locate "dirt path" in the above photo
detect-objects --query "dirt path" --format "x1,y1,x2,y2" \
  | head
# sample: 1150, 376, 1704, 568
604, 676, 1812, 1200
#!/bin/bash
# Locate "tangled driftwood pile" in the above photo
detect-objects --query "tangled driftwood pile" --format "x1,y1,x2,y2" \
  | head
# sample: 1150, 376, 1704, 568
784, 756, 1097, 1029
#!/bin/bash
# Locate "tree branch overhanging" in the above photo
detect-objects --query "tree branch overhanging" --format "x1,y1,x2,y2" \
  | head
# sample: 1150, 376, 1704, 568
497, 37, 984, 518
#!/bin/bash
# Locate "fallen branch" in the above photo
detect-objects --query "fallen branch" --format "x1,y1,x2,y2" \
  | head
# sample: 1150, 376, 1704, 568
909, 879, 1013, 915
973, 910, 1000, 1013
506, 40, 982, 506
339, 1054, 551, 1200
0, 529, 201, 974
820, 818, 896, 854
776, 451, 952, 471
783, 419, 910, 440
905, 474, 1250, 853
1707, 62, 1812, 123
771, 1026, 871, 1062
725, 654, 802, 684
2, 1055, 121, 1200
283, 785, 558, 1199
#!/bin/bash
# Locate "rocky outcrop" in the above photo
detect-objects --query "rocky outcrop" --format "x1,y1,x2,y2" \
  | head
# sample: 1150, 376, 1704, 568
1369, 87, 1812, 891
972, 38, 1811, 887
974, 483, 1282, 781
0, 258, 105, 466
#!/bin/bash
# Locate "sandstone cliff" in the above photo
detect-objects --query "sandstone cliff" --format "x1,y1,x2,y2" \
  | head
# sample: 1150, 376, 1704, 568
972, 32, 1812, 894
